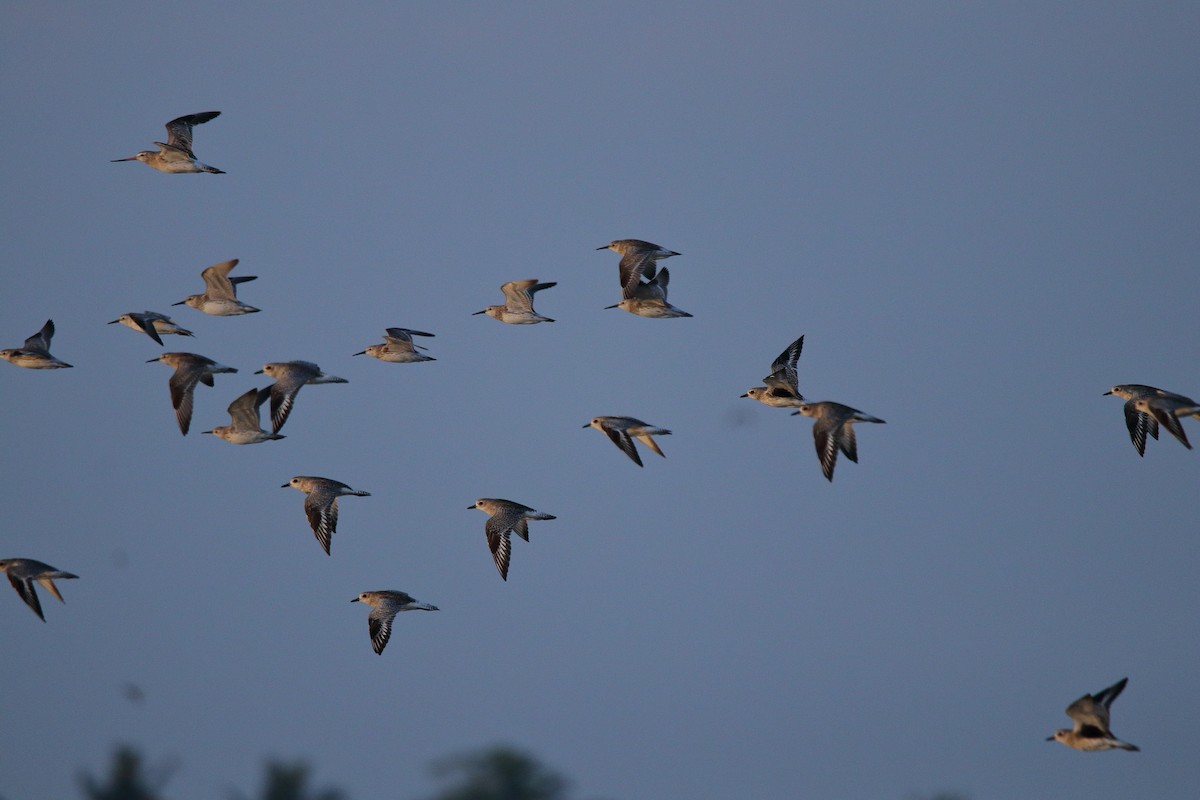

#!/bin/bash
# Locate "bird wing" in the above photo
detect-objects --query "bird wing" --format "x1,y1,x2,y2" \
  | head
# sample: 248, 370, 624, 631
1123, 400, 1156, 456
487, 527, 512, 581
812, 418, 841, 481
767, 336, 804, 391
386, 327, 434, 339
164, 111, 220, 157
200, 260, 240, 299
304, 492, 338, 555
168, 366, 205, 435
269, 372, 309, 433
839, 422, 859, 463
226, 387, 264, 430
605, 427, 643, 467
635, 433, 667, 459
131, 314, 164, 345
500, 279, 540, 311
23, 320, 54, 354
7, 573, 44, 621
1065, 693, 1111, 733
368, 607, 395, 654
381, 328, 421, 352
1146, 401, 1192, 449
619, 249, 657, 290
36, 576, 67, 604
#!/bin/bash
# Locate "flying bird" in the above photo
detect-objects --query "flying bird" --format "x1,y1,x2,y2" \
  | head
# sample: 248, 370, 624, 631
469, 498, 557, 581
584, 416, 672, 467
108, 311, 194, 346
354, 327, 436, 362
1103, 384, 1199, 455
282, 477, 370, 556
146, 352, 238, 435
0, 559, 78, 621
596, 239, 680, 288
1132, 395, 1199, 450
1, 319, 72, 369
255, 361, 347, 433
173, 259, 260, 316
1047, 677, 1140, 752
351, 591, 438, 655
473, 279, 557, 324
791, 402, 886, 481
112, 111, 225, 174
202, 387, 283, 445
742, 335, 805, 407
605, 264, 692, 319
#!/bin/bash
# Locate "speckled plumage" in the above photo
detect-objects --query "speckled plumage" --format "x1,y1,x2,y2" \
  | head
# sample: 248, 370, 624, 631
352, 590, 438, 655
469, 498, 556, 581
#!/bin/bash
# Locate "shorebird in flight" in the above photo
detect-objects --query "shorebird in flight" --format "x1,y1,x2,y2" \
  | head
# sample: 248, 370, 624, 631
174, 259, 260, 316
1048, 677, 1140, 752
0, 559, 78, 621
109, 311, 194, 346
474, 279, 557, 324
112, 111, 225, 174
469, 498, 557, 581
146, 352, 238, 435
352, 591, 438, 655
584, 416, 672, 467
791, 402, 886, 481
742, 335, 805, 407
354, 327, 436, 362
1, 320, 72, 369
596, 239, 680, 287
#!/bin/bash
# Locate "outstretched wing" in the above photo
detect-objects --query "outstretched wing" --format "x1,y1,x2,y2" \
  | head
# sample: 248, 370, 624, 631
486, 527, 512, 581
368, 608, 395, 654
164, 111, 220, 157
304, 492, 338, 555
7, 574, 44, 621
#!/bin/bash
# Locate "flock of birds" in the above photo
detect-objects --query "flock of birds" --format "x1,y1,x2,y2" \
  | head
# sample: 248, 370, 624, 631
3, 110, 1195, 750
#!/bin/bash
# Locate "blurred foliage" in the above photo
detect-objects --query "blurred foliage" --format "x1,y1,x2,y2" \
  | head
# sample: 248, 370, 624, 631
231, 759, 346, 800
427, 745, 570, 800
79, 743, 613, 800
78, 746, 171, 800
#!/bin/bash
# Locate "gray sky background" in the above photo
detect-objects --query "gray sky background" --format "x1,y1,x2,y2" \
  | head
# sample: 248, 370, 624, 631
2, 3, 1198, 799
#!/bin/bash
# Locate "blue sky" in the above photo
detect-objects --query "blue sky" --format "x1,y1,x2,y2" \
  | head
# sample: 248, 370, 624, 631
2, 3, 1199, 798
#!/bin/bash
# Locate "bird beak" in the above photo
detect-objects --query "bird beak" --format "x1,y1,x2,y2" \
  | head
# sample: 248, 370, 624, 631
1045, 735, 1055, 741
471, 310, 486, 316
790, 411, 801, 416
107, 319, 120, 325
281, 483, 291, 488
603, 303, 619, 309
467, 504, 476, 509
582, 423, 591, 429
739, 393, 749, 398
595, 245, 609, 250
253, 369, 264, 374
201, 430, 214, 435
351, 597, 360, 603
352, 350, 366, 356
111, 156, 137, 162
1102, 390, 1113, 396
171, 300, 187, 306
145, 357, 160, 364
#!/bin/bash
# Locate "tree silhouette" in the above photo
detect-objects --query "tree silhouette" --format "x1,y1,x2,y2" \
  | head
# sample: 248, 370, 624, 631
427, 745, 569, 800
79, 746, 172, 800
230, 759, 346, 800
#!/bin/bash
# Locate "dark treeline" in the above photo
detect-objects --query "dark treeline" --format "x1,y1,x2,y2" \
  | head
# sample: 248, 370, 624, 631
78, 743, 597, 800
77, 743, 968, 800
